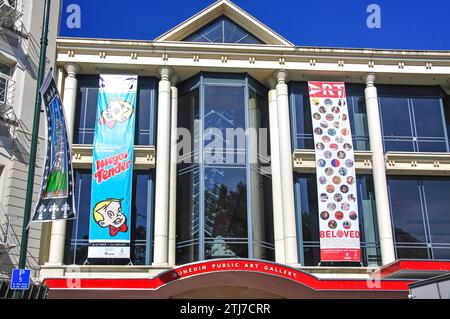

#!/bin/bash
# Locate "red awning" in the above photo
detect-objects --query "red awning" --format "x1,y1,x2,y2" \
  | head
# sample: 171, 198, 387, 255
370, 260, 450, 280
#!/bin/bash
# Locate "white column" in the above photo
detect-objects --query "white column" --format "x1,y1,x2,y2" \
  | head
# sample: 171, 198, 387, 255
249, 96, 264, 259
363, 73, 396, 265
47, 63, 79, 265
153, 66, 173, 266
266, 77, 285, 264
275, 70, 299, 265
168, 75, 178, 267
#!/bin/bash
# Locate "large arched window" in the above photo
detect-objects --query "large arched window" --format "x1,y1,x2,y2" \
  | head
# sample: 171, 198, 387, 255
176, 73, 274, 264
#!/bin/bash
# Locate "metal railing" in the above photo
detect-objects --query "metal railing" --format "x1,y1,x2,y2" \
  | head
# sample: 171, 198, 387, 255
0, 0, 23, 29
0, 72, 18, 126
0, 279, 48, 299
0, 203, 14, 249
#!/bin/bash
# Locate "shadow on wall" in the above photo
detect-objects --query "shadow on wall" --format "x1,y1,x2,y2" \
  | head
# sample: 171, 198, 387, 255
0, 122, 33, 164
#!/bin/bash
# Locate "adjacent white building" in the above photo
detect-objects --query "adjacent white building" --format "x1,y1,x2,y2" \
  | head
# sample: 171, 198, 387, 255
0, 0, 60, 283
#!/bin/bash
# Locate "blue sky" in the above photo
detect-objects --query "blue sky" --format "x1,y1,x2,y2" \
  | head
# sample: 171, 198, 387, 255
59, 0, 450, 50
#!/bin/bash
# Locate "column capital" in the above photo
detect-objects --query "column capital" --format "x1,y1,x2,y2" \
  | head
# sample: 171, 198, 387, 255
266, 77, 277, 89
274, 69, 289, 84
362, 72, 377, 87
170, 74, 179, 86
159, 66, 173, 81
64, 63, 80, 76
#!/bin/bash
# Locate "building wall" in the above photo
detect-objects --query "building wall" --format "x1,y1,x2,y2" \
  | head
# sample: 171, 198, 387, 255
0, 0, 61, 280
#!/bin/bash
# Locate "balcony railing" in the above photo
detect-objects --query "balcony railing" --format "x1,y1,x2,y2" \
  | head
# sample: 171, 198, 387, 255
0, 0, 23, 29
0, 203, 14, 251
0, 72, 18, 126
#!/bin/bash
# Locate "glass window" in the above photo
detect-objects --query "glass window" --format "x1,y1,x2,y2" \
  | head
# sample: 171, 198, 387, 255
378, 87, 448, 153
65, 170, 154, 265
289, 82, 370, 151
388, 176, 450, 260
388, 177, 427, 244
183, 16, 263, 45
380, 97, 412, 138
0, 63, 12, 104
176, 73, 274, 265
73, 75, 157, 145
294, 173, 381, 266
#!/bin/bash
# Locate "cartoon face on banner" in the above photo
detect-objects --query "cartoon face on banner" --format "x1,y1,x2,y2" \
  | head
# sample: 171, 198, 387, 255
93, 198, 128, 237
309, 81, 361, 263
99, 99, 134, 128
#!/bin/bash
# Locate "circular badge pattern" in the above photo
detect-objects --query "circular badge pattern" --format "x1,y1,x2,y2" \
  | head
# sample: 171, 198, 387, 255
335, 211, 344, 220
331, 159, 340, 167
341, 114, 348, 121
328, 128, 337, 136
319, 176, 327, 185
320, 121, 328, 129
327, 202, 336, 211
326, 114, 334, 121
344, 143, 352, 151
348, 194, 356, 203
317, 159, 326, 167
319, 106, 326, 114
320, 211, 330, 220
312, 98, 320, 106
316, 142, 325, 150
349, 211, 358, 220
332, 106, 340, 114
333, 176, 341, 184
322, 135, 331, 143
341, 128, 349, 136
347, 176, 355, 185
324, 99, 333, 106
341, 202, 350, 211
314, 127, 323, 135
343, 221, 352, 230
326, 184, 335, 193
324, 151, 332, 159
320, 193, 329, 202
334, 193, 343, 202
337, 151, 346, 159
313, 112, 321, 120
335, 136, 344, 143
328, 220, 337, 229
329, 143, 339, 151
325, 168, 334, 176
339, 167, 348, 176
333, 121, 340, 129
340, 185, 349, 193
345, 159, 354, 168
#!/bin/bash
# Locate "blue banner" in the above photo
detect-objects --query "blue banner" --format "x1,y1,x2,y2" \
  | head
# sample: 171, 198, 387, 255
88, 75, 137, 259
32, 71, 76, 223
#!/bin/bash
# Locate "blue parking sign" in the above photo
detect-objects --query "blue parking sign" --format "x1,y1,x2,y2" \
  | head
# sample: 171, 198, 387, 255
11, 269, 31, 290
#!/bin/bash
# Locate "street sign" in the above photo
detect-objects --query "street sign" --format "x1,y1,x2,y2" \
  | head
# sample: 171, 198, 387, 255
10, 269, 31, 290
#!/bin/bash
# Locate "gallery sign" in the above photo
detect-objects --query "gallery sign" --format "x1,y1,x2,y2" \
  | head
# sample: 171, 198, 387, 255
308, 81, 361, 263
88, 74, 138, 259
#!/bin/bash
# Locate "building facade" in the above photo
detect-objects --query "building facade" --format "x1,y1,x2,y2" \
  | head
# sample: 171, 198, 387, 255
0, 0, 60, 288
9, 0, 450, 298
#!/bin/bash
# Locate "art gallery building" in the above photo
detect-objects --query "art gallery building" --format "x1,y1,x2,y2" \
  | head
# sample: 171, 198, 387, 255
38, 0, 450, 298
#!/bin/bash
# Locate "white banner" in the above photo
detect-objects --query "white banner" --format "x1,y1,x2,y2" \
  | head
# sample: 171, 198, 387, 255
308, 81, 361, 262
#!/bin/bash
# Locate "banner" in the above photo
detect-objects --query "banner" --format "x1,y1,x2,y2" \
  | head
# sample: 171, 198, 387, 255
308, 81, 361, 262
88, 74, 137, 259
32, 71, 76, 222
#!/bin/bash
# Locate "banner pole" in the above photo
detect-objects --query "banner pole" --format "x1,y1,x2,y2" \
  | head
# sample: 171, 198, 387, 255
14, 0, 52, 299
